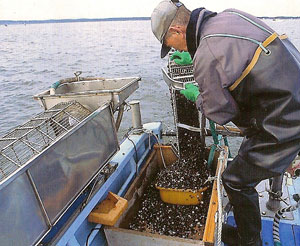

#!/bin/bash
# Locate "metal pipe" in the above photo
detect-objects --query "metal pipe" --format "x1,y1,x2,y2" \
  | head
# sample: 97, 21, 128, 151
162, 127, 241, 137
115, 103, 125, 131
129, 100, 142, 129
266, 174, 284, 211
176, 123, 241, 137
161, 130, 176, 136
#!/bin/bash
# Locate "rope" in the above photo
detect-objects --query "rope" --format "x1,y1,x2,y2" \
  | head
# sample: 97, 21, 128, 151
207, 121, 231, 245
145, 129, 167, 169
216, 150, 226, 246
126, 128, 167, 169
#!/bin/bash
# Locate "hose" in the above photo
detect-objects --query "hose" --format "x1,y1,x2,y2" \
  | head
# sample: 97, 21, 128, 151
50, 81, 60, 95
223, 137, 232, 158
207, 120, 220, 169
127, 128, 166, 169
273, 194, 300, 245
51, 81, 60, 89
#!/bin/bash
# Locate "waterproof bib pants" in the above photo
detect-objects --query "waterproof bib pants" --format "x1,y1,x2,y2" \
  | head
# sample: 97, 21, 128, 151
213, 14, 300, 246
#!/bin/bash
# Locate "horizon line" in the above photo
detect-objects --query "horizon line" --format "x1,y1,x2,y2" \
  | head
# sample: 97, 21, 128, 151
1, 16, 300, 25
0, 17, 150, 25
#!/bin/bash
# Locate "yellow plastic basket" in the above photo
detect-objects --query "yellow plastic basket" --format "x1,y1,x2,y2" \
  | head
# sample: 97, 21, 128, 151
88, 192, 128, 226
155, 185, 208, 205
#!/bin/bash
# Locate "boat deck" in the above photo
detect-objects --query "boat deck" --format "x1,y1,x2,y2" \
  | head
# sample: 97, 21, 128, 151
227, 177, 300, 246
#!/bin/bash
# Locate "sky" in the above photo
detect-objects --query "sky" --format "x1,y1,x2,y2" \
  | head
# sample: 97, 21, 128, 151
0, 0, 299, 21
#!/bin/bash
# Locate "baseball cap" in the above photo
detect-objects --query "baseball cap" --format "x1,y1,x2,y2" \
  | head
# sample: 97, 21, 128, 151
151, 0, 183, 58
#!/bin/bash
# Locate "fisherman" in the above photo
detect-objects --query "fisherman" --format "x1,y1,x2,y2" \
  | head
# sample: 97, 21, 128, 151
151, 1, 300, 245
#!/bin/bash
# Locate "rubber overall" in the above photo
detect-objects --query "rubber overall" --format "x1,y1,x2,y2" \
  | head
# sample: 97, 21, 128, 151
219, 16, 300, 246
187, 9, 300, 245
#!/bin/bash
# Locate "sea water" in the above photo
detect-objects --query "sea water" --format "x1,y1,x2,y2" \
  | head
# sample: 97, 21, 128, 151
0, 19, 299, 154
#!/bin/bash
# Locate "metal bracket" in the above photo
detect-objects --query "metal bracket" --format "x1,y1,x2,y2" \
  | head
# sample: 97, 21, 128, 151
257, 179, 294, 220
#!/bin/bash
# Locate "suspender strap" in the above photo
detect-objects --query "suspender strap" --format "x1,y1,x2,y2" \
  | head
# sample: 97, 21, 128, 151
198, 11, 283, 92
229, 32, 278, 91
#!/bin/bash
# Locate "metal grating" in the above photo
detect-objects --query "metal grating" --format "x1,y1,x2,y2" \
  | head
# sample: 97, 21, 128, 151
168, 50, 195, 83
0, 101, 91, 182
165, 50, 205, 159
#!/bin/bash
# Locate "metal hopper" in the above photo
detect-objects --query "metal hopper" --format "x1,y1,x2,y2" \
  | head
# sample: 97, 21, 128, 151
33, 74, 141, 112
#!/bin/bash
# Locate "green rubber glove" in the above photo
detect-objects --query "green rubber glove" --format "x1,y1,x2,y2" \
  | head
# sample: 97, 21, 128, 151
170, 51, 193, 65
180, 83, 200, 102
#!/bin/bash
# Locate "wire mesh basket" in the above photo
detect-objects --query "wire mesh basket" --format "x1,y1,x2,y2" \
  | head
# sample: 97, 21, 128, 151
161, 50, 195, 90
0, 101, 91, 183
167, 50, 195, 83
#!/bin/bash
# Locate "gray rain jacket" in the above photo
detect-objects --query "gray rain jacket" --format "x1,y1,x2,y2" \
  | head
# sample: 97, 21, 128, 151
187, 8, 300, 175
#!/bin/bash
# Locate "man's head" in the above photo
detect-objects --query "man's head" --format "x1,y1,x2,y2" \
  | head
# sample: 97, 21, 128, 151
151, 0, 191, 58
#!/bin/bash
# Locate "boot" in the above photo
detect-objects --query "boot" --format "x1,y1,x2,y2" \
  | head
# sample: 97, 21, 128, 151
240, 235, 262, 246
221, 223, 239, 246
221, 223, 262, 246
222, 156, 263, 246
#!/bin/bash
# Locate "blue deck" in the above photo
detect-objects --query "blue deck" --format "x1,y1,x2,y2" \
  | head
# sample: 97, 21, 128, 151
227, 216, 300, 246
227, 177, 300, 246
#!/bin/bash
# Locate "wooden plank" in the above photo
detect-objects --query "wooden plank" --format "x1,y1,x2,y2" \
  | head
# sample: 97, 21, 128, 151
202, 175, 218, 244
154, 144, 178, 168
124, 150, 157, 201
105, 227, 205, 246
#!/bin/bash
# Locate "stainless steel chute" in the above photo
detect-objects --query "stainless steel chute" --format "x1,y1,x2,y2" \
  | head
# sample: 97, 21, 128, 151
0, 101, 119, 246
33, 76, 141, 112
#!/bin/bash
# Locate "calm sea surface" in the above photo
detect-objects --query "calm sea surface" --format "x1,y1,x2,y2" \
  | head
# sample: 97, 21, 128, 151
1, 19, 300, 153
